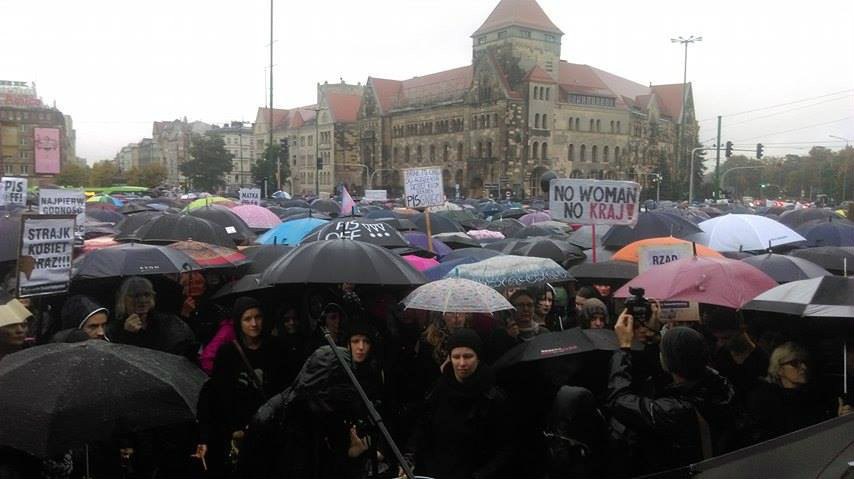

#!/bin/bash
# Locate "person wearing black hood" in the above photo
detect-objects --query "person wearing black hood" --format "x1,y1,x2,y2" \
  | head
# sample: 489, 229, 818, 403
606, 312, 737, 475
407, 329, 515, 479
51, 295, 109, 342
194, 297, 288, 477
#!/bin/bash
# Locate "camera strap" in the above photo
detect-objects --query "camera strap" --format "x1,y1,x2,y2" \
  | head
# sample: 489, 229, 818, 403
232, 339, 264, 392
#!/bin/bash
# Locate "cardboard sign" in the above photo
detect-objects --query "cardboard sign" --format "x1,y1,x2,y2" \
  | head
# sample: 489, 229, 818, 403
549, 179, 641, 226
403, 167, 444, 208
239, 188, 261, 205
17, 215, 76, 297
364, 189, 388, 202
0, 177, 27, 205
39, 189, 86, 237
636, 243, 694, 273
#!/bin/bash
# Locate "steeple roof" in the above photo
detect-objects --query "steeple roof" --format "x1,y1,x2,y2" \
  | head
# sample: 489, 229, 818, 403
472, 0, 563, 37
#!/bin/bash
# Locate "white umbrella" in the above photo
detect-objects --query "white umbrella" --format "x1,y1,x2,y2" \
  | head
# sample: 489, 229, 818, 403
692, 214, 805, 252
401, 278, 514, 314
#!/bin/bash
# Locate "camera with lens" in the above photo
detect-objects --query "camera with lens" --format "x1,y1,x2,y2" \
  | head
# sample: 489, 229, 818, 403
624, 287, 652, 325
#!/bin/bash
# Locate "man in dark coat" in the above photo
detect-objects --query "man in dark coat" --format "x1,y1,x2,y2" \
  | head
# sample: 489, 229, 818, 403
607, 314, 737, 475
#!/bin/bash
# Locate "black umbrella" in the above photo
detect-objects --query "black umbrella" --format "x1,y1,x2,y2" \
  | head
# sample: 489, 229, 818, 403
0, 340, 206, 458
601, 211, 702, 248
118, 202, 157, 215
125, 214, 235, 248
796, 219, 854, 247
278, 208, 331, 222
567, 224, 611, 250
82, 220, 117, 240
364, 209, 403, 220
431, 232, 482, 249
513, 222, 572, 239
276, 199, 311, 209
743, 275, 854, 317
741, 253, 831, 283
211, 273, 274, 300
299, 218, 409, 248
485, 218, 526, 237
789, 247, 854, 275
188, 205, 256, 246
413, 213, 466, 234
0, 215, 21, 263
241, 244, 294, 274
375, 217, 419, 232
459, 218, 490, 231
658, 207, 710, 224
440, 247, 505, 263
779, 208, 846, 228
486, 238, 585, 265
720, 251, 754, 260
498, 208, 529, 219
568, 260, 638, 281
85, 208, 123, 223
310, 198, 341, 217
261, 240, 427, 286
494, 328, 620, 370
114, 211, 166, 239
73, 243, 200, 278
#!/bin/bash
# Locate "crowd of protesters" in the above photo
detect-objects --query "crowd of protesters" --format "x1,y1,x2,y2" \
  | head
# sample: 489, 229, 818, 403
1, 266, 852, 479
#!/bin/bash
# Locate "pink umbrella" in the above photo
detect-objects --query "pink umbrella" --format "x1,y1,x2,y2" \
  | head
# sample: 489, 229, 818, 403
403, 255, 440, 272
519, 211, 551, 226
467, 229, 505, 240
614, 256, 777, 310
80, 236, 119, 254
230, 204, 282, 230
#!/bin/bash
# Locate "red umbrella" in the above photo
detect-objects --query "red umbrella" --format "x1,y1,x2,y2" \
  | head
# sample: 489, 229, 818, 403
614, 256, 777, 309
167, 240, 248, 268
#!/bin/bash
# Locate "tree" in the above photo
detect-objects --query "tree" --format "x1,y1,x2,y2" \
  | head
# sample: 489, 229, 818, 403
252, 143, 291, 194
180, 133, 233, 192
89, 161, 122, 187
55, 162, 90, 187
127, 163, 168, 188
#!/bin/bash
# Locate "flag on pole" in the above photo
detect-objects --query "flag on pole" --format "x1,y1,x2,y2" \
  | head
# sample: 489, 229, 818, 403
340, 186, 355, 216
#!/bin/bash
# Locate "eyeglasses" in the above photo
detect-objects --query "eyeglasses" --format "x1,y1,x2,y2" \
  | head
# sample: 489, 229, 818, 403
781, 359, 806, 369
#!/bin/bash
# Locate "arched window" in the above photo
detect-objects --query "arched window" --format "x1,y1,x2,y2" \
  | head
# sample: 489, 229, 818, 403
603, 146, 609, 162
545, 88, 550, 101
532, 142, 539, 159
534, 113, 540, 129
477, 141, 483, 158
592, 145, 598, 162
487, 141, 493, 158
443, 144, 450, 162
610, 121, 614, 133
394, 147, 400, 162
493, 113, 498, 126
596, 120, 601, 132
457, 142, 464, 161
541, 142, 548, 159
568, 144, 575, 161
589, 119, 595, 131
533, 86, 539, 99
479, 116, 485, 129
575, 118, 580, 130
616, 121, 621, 133
485, 115, 490, 128
542, 114, 548, 129
568, 117, 573, 130
580, 145, 586, 162
614, 146, 620, 161
416, 145, 422, 161
404, 146, 410, 162
429, 145, 436, 162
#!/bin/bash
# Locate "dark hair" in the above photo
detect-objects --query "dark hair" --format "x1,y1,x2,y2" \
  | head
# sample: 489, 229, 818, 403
576, 286, 596, 299
509, 289, 536, 304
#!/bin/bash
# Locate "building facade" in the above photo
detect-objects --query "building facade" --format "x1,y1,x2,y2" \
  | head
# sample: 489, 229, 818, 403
0, 80, 73, 185
207, 121, 254, 191
151, 119, 212, 187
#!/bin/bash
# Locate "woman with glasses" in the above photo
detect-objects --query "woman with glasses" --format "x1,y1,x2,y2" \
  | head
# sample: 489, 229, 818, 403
106, 276, 199, 360
746, 342, 839, 442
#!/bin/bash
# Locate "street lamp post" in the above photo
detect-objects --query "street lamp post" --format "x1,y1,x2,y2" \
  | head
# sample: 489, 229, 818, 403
830, 135, 851, 202
370, 168, 394, 190
671, 35, 702, 186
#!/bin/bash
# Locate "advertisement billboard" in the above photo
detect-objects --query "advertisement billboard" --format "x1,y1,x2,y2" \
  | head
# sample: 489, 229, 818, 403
34, 127, 61, 174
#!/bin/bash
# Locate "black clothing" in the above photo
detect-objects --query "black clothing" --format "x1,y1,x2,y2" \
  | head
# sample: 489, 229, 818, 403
713, 346, 769, 403
409, 364, 514, 479
106, 311, 198, 360
746, 379, 834, 443
606, 350, 736, 474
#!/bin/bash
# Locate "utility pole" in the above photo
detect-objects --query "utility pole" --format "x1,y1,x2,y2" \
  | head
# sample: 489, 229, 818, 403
671, 35, 702, 190
269, 0, 277, 192
714, 115, 721, 200
830, 135, 851, 202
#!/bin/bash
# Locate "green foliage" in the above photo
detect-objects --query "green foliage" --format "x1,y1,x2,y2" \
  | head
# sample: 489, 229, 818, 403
180, 133, 233, 192
55, 162, 90, 187
252, 143, 290, 192
126, 164, 168, 188
89, 161, 122, 187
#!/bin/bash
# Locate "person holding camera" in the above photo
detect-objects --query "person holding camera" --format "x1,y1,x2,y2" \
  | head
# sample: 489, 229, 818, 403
607, 311, 736, 474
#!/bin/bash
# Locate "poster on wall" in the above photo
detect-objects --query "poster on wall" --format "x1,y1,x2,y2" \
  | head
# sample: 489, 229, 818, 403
17, 215, 76, 298
34, 127, 61, 174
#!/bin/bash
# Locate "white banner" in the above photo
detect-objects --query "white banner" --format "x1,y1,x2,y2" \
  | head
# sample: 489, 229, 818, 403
0, 177, 27, 205
17, 215, 76, 297
404, 167, 444, 208
39, 189, 86, 237
364, 189, 388, 202
239, 188, 261, 205
549, 179, 640, 226
636, 243, 694, 273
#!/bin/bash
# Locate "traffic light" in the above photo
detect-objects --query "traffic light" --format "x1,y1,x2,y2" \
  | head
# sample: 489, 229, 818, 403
756, 143, 764, 159
725, 141, 733, 158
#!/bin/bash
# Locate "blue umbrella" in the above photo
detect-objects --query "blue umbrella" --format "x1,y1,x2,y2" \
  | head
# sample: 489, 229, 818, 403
423, 257, 481, 281
404, 232, 452, 258
256, 217, 328, 245
796, 219, 854, 247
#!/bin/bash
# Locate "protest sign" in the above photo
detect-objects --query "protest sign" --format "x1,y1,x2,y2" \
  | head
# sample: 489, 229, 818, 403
636, 243, 694, 273
39, 189, 86, 237
364, 189, 388, 202
17, 215, 76, 297
403, 167, 444, 208
239, 188, 261, 205
549, 179, 641, 226
658, 300, 700, 322
0, 177, 27, 206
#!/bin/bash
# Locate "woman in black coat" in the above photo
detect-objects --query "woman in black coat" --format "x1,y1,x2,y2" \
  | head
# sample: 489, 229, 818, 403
407, 329, 515, 479
194, 297, 288, 477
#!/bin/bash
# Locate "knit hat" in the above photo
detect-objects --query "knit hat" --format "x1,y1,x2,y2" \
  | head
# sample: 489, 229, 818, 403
660, 326, 709, 380
444, 328, 483, 358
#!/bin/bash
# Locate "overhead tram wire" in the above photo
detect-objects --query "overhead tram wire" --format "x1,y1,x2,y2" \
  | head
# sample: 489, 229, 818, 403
697, 88, 854, 123
733, 116, 854, 142
722, 95, 854, 128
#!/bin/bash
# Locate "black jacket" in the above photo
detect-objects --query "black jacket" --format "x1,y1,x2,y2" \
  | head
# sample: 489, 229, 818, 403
409, 364, 515, 479
606, 349, 736, 474
105, 311, 198, 360
746, 379, 834, 443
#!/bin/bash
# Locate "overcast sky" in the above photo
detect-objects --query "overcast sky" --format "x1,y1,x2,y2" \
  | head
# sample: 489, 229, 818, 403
2, 0, 853, 165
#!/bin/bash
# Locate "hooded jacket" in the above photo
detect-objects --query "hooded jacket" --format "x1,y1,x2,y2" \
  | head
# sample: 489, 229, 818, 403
578, 298, 608, 329
51, 296, 108, 343
606, 349, 736, 473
